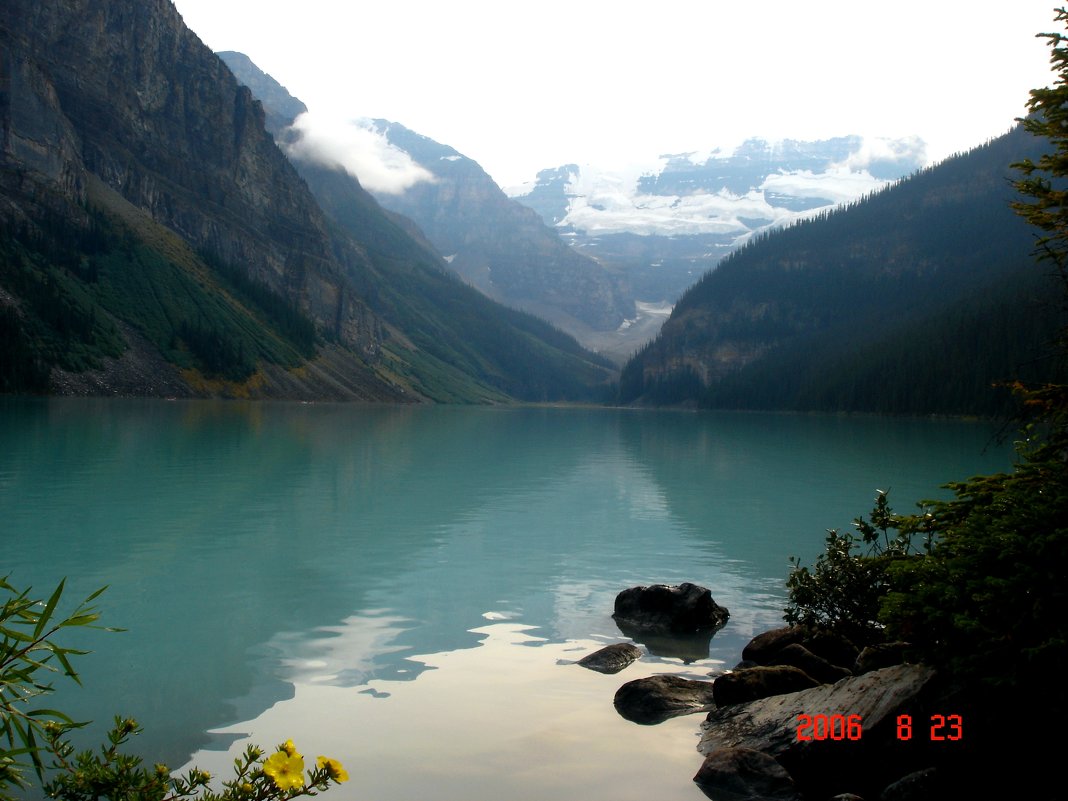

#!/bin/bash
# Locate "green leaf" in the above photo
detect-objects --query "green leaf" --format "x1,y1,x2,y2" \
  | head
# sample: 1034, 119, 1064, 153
33, 580, 65, 640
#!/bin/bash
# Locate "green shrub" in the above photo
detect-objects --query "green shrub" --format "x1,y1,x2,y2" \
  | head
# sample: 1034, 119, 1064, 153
784, 490, 932, 643
0, 578, 348, 801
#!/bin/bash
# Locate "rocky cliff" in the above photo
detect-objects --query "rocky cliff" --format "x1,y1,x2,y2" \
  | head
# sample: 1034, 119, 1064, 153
222, 49, 630, 348
7, 0, 386, 342
365, 120, 629, 336
0, 0, 612, 401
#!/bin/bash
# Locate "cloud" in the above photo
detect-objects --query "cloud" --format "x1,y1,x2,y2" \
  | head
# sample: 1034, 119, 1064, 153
283, 112, 433, 195
760, 168, 888, 205
832, 136, 927, 177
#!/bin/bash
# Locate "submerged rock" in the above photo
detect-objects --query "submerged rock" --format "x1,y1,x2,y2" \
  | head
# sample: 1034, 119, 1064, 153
613, 582, 729, 634
577, 642, 642, 674
613, 674, 717, 725
613, 619, 717, 663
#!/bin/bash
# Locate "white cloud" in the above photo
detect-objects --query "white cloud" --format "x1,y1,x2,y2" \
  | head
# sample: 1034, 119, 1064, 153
283, 112, 434, 195
832, 136, 928, 173
760, 169, 888, 204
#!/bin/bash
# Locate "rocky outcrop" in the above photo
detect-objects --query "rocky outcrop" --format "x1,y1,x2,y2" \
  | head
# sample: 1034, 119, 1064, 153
366, 121, 630, 337
741, 626, 809, 663
741, 625, 862, 677
614, 674, 717, 725
0, 0, 382, 350
692, 746, 802, 801
854, 642, 910, 674
712, 665, 821, 707
1, 4, 614, 401
613, 582, 729, 634
769, 643, 852, 685
699, 664, 938, 800
577, 642, 642, 675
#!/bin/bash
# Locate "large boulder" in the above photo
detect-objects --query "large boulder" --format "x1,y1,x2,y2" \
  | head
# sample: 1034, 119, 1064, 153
713, 665, 821, 707
742, 625, 858, 672
768, 643, 852, 684
854, 642, 909, 674
693, 746, 802, 801
700, 664, 938, 800
576, 642, 642, 674
613, 582, 729, 634
613, 674, 717, 725
741, 626, 808, 664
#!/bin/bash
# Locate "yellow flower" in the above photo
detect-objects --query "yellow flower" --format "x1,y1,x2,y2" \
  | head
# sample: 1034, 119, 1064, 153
281, 739, 301, 757
263, 750, 305, 791
316, 756, 350, 783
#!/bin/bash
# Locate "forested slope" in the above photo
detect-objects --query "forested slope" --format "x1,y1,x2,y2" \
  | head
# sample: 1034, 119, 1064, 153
620, 125, 1067, 415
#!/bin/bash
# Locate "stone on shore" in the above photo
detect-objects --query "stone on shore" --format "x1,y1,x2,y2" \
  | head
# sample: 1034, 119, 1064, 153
576, 642, 642, 674
613, 674, 717, 725
700, 664, 937, 799
768, 643, 852, 684
712, 665, 821, 706
692, 746, 802, 801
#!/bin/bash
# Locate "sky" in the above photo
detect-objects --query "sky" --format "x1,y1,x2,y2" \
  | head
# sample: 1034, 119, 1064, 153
170, 0, 1059, 189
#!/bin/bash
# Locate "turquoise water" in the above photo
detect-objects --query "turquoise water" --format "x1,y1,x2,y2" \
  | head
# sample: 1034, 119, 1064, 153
0, 399, 1013, 800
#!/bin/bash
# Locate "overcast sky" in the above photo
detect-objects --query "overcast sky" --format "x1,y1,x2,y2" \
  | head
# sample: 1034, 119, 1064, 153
170, 0, 1059, 188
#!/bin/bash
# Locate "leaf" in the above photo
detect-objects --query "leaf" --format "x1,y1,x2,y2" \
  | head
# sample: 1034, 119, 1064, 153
33, 579, 65, 640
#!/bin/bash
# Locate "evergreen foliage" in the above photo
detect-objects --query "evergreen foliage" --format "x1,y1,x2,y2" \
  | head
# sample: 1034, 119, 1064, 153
784, 14, 1068, 790
620, 126, 1068, 413
297, 162, 615, 402
0, 204, 320, 389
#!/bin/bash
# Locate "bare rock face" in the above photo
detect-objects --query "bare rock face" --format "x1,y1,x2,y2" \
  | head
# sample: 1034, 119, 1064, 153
613, 582, 730, 634
576, 642, 642, 675
0, 0, 383, 357
613, 674, 717, 725
363, 120, 630, 335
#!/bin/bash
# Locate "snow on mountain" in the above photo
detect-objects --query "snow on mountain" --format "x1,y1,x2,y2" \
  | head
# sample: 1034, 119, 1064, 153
507, 135, 926, 243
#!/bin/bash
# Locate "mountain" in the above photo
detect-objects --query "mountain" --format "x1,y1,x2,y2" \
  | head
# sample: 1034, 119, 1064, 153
509, 137, 926, 312
618, 125, 1067, 416
365, 121, 630, 332
217, 52, 641, 364
0, 1, 612, 402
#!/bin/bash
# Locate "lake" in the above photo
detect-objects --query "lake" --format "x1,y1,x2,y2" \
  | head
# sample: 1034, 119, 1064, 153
0, 399, 1014, 800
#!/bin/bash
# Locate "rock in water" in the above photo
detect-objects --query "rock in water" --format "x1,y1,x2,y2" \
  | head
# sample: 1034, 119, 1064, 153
613, 674, 717, 725
693, 746, 802, 801
613, 582, 729, 633
577, 642, 642, 674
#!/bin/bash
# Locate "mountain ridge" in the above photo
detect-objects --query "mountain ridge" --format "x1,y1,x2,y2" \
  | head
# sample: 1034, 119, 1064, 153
0, 2, 613, 401
618, 124, 1067, 415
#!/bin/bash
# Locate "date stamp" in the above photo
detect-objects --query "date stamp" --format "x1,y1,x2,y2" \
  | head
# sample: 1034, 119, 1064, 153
796, 713, 963, 742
